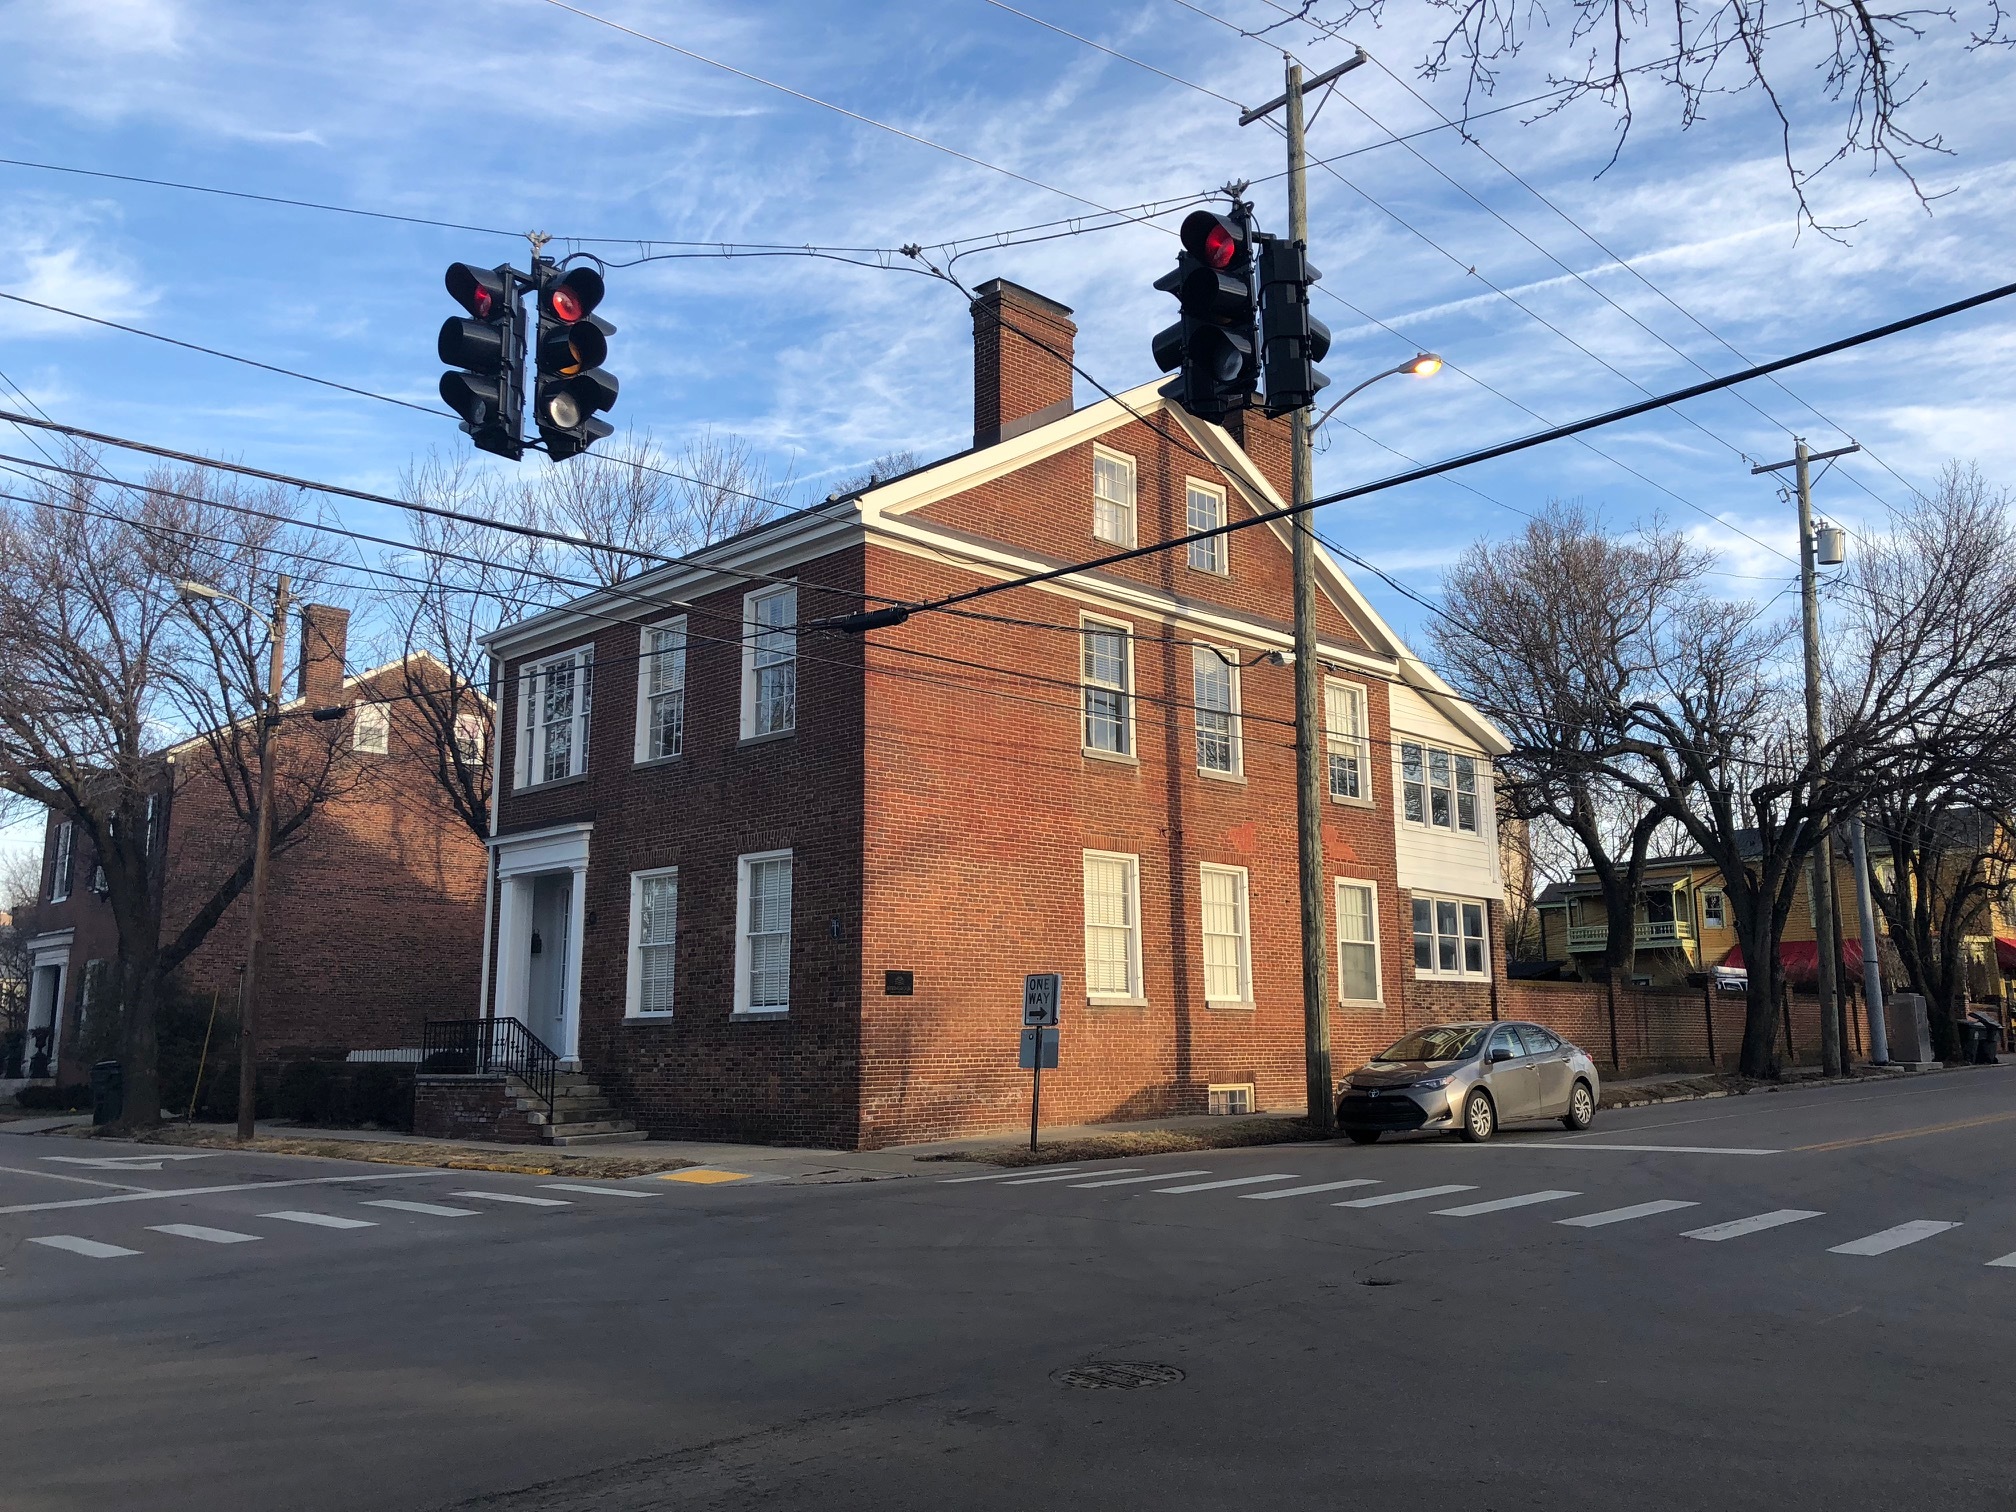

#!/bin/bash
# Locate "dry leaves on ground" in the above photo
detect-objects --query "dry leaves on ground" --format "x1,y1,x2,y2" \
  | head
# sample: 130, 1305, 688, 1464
122, 1124, 697, 1179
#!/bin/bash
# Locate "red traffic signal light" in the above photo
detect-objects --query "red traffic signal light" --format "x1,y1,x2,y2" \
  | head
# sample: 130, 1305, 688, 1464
533, 260, 617, 460
541, 266, 605, 324
440, 262, 523, 460
446, 262, 509, 320
1180, 210, 1247, 271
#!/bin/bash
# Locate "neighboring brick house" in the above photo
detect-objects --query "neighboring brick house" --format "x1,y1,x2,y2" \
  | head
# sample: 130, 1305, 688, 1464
22, 607, 489, 1086
478, 278, 1511, 1150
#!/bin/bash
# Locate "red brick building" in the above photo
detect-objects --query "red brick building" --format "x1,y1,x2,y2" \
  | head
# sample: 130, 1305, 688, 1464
21, 607, 489, 1085
479, 279, 1510, 1149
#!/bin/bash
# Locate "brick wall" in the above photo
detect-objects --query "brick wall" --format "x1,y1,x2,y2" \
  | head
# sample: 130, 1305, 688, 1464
413, 1074, 541, 1143
1500, 978, 1851, 1074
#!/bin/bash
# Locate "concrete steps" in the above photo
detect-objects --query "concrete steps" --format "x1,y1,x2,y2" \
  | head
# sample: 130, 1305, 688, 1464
507, 1072, 647, 1146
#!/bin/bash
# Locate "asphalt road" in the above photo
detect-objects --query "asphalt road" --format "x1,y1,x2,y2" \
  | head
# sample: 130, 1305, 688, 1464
5, 1066, 2015, 1512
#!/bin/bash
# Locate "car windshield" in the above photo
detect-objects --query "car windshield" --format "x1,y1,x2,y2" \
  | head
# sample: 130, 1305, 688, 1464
1374, 1026, 1487, 1063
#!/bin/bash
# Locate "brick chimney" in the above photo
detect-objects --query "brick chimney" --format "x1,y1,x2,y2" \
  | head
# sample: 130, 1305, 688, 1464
297, 604, 350, 703
971, 279, 1077, 448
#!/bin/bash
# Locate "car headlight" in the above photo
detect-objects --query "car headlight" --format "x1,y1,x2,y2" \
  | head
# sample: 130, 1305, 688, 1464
1410, 1073, 1455, 1090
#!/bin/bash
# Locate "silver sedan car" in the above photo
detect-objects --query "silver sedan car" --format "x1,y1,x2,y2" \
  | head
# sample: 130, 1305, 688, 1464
1336, 1021, 1601, 1143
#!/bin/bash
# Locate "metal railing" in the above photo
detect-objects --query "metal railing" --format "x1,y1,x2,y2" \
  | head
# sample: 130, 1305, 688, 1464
420, 1018, 557, 1121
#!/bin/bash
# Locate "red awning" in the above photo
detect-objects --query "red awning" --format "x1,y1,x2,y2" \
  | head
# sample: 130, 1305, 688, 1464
1723, 938, 1863, 988
1997, 938, 2016, 974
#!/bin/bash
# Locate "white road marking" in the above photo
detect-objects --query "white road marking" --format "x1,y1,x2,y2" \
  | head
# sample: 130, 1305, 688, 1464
1155, 1174, 1302, 1194
363, 1200, 481, 1218
1986, 1252, 2016, 1269
997, 1168, 1141, 1186
938, 1166, 1077, 1183
1240, 1179, 1381, 1200
28, 1235, 140, 1259
1557, 1199, 1700, 1228
261, 1211, 376, 1230
148, 1223, 262, 1245
44, 1154, 219, 1170
1520, 1144, 1781, 1156
0, 1169, 445, 1218
1336, 1184, 1477, 1208
539, 1182, 657, 1199
1828, 1220, 1960, 1256
0, 1164, 155, 1192
1682, 1209, 1825, 1242
1434, 1190, 1580, 1217
1071, 1170, 1211, 1189
451, 1190, 571, 1207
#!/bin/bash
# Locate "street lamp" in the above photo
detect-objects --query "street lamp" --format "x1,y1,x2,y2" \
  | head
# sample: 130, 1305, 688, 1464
177, 572, 291, 1141
1310, 352, 1442, 435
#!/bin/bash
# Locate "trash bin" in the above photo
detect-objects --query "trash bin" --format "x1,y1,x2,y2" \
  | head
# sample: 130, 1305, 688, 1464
1967, 1013, 2002, 1065
89, 1059, 123, 1127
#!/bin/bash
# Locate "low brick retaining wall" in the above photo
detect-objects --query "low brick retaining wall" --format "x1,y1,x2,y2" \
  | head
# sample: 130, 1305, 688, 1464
413, 1074, 543, 1144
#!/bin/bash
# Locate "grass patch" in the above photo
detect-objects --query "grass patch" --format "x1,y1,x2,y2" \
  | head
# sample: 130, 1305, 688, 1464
916, 1116, 1331, 1167
119, 1124, 698, 1180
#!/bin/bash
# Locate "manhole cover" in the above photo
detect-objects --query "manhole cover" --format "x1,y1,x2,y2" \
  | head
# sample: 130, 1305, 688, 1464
1052, 1361, 1186, 1391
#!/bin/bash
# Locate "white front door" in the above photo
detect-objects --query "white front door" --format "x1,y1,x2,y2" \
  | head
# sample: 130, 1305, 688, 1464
525, 872, 573, 1055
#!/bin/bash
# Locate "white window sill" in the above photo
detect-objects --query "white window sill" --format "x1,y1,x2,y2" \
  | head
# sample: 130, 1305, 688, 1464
624, 1011, 676, 1023
632, 752, 684, 770
1205, 998, 1255, 1012
731, 1008, 790, 1019
515, 772, 589, 792
1328, 793, 1375, 808
1337, 997, 1386, 1010
1197, 767, 1245, 784
738, 728, 795, 748
1086, 995, 1148, 1009
1412, 971, 1490, 983
1083, 747, 1139, 767
1185, 563, 1230, 578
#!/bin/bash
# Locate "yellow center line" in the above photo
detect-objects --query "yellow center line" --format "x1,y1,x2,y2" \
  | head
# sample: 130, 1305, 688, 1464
1797, 1110, 2016, 1153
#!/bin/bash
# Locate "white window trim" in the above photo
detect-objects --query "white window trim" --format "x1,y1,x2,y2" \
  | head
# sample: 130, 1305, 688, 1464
1334, 877, 1383, 1005
515, 647, 593, 789
1091, 444, 1138, 548
1199, 862, 1253, 1005
732, 848, 793, 1016
1703, 889, 1727, 929
1192, 645, 1243, 778
453, 710, 487, 764
633, 616, 689, 764
352, 702, 390, 755
1411, 891, 1492, 981
1324, 678, 1373, 806
1083, 849, 1145, 1004
1080, 613, 1138, 762
625, 866, 679, 1019
739, 586, 797, 741
1184, 478, 1229, 575
49, 821, 73, 902
1398, 739, 1487, 838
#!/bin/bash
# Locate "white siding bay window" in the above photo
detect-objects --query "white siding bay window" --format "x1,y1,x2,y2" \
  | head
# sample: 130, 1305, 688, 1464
1413, 894, 1489, 979
742, 587, 797, 739
1192, 646, 1240, 776
1082, 617, 1134, 758
516, 648, 592, 788
1400, 741, 1481, 834
1083, 850, 1143, 1002
734, 851, 793, 1015
626, 867, 678, 1017
635, 618, 688, 762
1199, 863, 1252, 1004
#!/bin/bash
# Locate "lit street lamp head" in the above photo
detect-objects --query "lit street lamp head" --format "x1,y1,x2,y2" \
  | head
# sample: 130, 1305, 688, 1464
1408, 353, 1443, 378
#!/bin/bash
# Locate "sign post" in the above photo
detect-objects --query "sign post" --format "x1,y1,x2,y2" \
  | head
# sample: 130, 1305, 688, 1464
1021, 973, 1062, 1154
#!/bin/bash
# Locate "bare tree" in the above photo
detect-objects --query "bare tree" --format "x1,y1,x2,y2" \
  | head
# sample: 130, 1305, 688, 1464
1300, 0, 2010, 233
832, 449, 923, 497
0, 455, 353, 1126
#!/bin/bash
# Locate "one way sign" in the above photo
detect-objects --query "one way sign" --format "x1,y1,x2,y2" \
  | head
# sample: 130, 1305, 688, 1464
1022, 972, 1061, 1027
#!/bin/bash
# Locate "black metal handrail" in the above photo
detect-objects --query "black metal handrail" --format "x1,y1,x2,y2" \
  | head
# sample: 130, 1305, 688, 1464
421, 1018, 557, 1121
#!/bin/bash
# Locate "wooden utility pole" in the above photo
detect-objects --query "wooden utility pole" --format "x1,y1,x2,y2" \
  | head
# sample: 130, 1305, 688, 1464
238, 574, 291, 1141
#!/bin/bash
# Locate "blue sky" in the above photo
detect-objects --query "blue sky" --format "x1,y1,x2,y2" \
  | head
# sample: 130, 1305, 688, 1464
3, 0, 2014, 859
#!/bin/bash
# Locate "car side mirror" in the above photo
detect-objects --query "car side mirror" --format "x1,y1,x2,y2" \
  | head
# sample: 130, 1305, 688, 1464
1489, 1046, 1516, 1063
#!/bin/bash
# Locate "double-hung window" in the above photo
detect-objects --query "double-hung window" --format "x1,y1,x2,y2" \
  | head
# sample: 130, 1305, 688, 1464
1093, 447, 1137, 547
1199, 863, 1251, 1003
1413, 894, 1489, 979
1336, 880, 1381, 1002
1703, 890, 1727, 929
1082, 618, 1133, 757
1192, 646, 1240, 775
1400, 741, 1481, 834
352, 703, 390, 755
1324, 680, 1370, 802
635, 619, 688, 762
518, 648, 592, 787
50, 821, 73, 902
734, 851, 793, 1014
1186, 481, 1227, 573
627, 868, 678, 1017
453, 711, 486, 764
1083, 850, 1142, 1000
743, 588, 797, 739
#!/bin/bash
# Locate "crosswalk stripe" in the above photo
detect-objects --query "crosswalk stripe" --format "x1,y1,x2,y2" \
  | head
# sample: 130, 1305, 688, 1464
1557, 1199, 1700, 1228
538, 1183, 656, 1199
450, 1190, 572, 1207
1434, 1190, 1580, 1217
1986, 1252, 2016, 1269
939, 1165, 1077, 1183
1071, 1170, 1211, 1189
147, 1223, 262, 1245
999, 1168, 1141, 1186
261, 1211, 376, 1230
1155, 1174, 1301, 1194
1682, 1209, 1825, 1242
1336, 1184, 1476, 1209
363, 1200, 481, 1217
27, 1235, 140, 1258
1828, 1220, 1960, 1256
1240, 1179, 1381, 1201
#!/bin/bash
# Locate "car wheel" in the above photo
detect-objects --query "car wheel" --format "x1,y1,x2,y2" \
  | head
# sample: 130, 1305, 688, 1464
1459, 1089, 1496, 1143
1561, 1080, 1596, 1131
1345, 1129, 1381, 1145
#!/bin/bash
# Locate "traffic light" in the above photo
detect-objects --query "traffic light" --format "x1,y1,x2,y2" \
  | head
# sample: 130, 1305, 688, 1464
1151, 207, 1259, 425
438, 263, 524, 461
533, 263, 618, 460
1257, 237, 1331, 416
